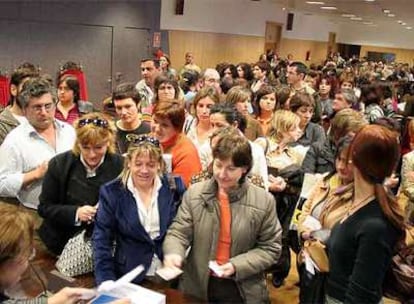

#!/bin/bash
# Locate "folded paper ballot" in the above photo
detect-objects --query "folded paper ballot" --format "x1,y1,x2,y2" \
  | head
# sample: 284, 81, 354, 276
93, 264, 166, 304
156, 266, 183, 281
208, 261, 224, 277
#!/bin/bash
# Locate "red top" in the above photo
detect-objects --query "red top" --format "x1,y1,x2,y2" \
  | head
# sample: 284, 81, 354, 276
216, 191, 231, 265
161, 134, 202, 187
55, 105, 80, 125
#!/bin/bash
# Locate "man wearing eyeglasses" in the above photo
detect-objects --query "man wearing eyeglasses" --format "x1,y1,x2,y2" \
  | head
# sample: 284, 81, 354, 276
0, 77, 75, 217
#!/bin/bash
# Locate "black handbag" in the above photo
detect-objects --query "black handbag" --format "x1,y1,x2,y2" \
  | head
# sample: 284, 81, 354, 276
299, 264, 326, 304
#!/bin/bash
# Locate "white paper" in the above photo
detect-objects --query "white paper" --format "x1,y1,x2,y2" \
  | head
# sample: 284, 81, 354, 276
302, 215, 322, 231
304, 251, 316, 275
156, 266, 183, 281
208, 261, 224, 277
397, 102, 406, 111
98, 283, 166, 304
300, 173, 325, 199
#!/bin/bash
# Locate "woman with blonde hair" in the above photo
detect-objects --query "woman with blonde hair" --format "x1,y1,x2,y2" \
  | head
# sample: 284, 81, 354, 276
38, 113, 124, 255
93, 135, 185, 285
256, 110, 305, 287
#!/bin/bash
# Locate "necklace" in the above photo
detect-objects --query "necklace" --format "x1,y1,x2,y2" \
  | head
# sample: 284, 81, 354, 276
341, 194, 375, 223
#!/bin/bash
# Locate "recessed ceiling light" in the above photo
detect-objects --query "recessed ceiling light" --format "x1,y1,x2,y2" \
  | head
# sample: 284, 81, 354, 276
306, 1, 325, 4
402, 22, 407, 26
364, 0, 375, 2
388, 14, 395, 17
350, 17, 363, 21
383, 9, 391, 14
320, 6, 337, 10
406, 27, 413, 30
363, 21, 374, 25
398, 20, 403, 24
341, 14, 355, 17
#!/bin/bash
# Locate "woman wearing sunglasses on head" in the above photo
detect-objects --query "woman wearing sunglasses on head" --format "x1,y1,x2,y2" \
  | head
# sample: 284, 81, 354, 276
37, 113, 124, 255
92, 135, 186, 285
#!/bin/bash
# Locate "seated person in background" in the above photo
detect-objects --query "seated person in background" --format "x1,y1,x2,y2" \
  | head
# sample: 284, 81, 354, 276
0, 64, 39, 145
0, 77, 75, 212
0, 203, 105, 304
55, 75, 94, 125
163, 133, 281, 303
289, 92, 326, 147
151, 100, 201, 187
225, 85, 263, 141
37, 113, 124, 255
93, 136, 185, 285
113, 83, 151, 154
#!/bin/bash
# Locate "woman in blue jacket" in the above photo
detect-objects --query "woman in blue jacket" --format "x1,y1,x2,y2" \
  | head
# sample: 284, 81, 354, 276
93, 135, 185, 285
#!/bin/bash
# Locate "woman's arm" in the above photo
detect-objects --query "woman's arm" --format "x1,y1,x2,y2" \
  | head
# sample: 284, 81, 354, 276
38, 156, 79, 226
229, 193, 282, 280
92, 186, 117, 285
163, 189, 195, 263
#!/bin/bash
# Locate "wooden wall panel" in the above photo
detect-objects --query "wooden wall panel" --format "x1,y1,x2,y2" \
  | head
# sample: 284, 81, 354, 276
168, 29, 414, 71
360, 45, 414, 65
168, 30, 264, 70
279, 38, 328, 65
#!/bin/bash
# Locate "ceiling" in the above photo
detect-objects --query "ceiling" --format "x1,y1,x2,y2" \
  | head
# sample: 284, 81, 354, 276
267, 0, 414, 30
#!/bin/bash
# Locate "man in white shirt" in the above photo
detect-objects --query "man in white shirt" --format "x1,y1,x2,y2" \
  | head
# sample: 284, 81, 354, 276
0, 77, 75, 210
135, 58, 161, 116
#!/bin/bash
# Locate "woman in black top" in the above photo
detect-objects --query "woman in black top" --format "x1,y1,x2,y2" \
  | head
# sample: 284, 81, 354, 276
326, 125, 405, 303
38, 113, 123, 255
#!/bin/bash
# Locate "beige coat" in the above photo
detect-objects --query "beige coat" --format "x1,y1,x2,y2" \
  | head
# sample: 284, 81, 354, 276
298, 174, 353, 236
163, 179, 282, 303
400, 150, 414, 222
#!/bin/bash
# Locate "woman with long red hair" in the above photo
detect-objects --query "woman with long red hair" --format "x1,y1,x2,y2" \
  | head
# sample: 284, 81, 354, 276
325, 125, 405, 304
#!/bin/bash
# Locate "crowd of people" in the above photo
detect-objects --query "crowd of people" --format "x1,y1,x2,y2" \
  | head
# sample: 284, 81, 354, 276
0, 51, 413, 303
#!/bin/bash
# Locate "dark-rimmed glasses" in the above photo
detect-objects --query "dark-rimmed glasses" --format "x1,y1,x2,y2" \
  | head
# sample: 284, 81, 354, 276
126, 134, 160, 147
78, 118, 109, 128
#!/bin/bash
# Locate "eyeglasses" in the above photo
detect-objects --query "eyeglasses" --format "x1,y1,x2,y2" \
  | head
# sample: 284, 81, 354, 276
29, 102, 55, 112
126, 134, 160, 147
78, 118, 109, 128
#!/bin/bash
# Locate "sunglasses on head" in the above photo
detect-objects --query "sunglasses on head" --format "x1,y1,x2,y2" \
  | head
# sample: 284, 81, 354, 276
78, 118, 109, 128
126, 134, 160, 147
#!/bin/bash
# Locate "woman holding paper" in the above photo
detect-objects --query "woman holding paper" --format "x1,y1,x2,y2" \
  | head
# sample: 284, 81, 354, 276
163, 133, 282, 303
0, 203, 101, 303
93, 135, 185, 285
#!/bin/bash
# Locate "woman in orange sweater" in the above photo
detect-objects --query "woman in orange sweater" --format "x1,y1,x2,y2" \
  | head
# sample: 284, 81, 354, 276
151, 100, 201, 186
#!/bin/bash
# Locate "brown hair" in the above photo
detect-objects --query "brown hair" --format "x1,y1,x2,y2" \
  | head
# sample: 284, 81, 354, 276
212, 133, 252, 183
73, 113, 116, 155
330, 109, 367, 144
350, 125, 405, 232
225, 86, 251, 105
289, 92, 315, 112
0, 204, 34, 265
192, 86, 220, 116
152, 100, 185, 132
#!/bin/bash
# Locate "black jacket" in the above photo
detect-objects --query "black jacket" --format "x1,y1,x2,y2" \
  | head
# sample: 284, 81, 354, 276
37, 151, 123, 255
